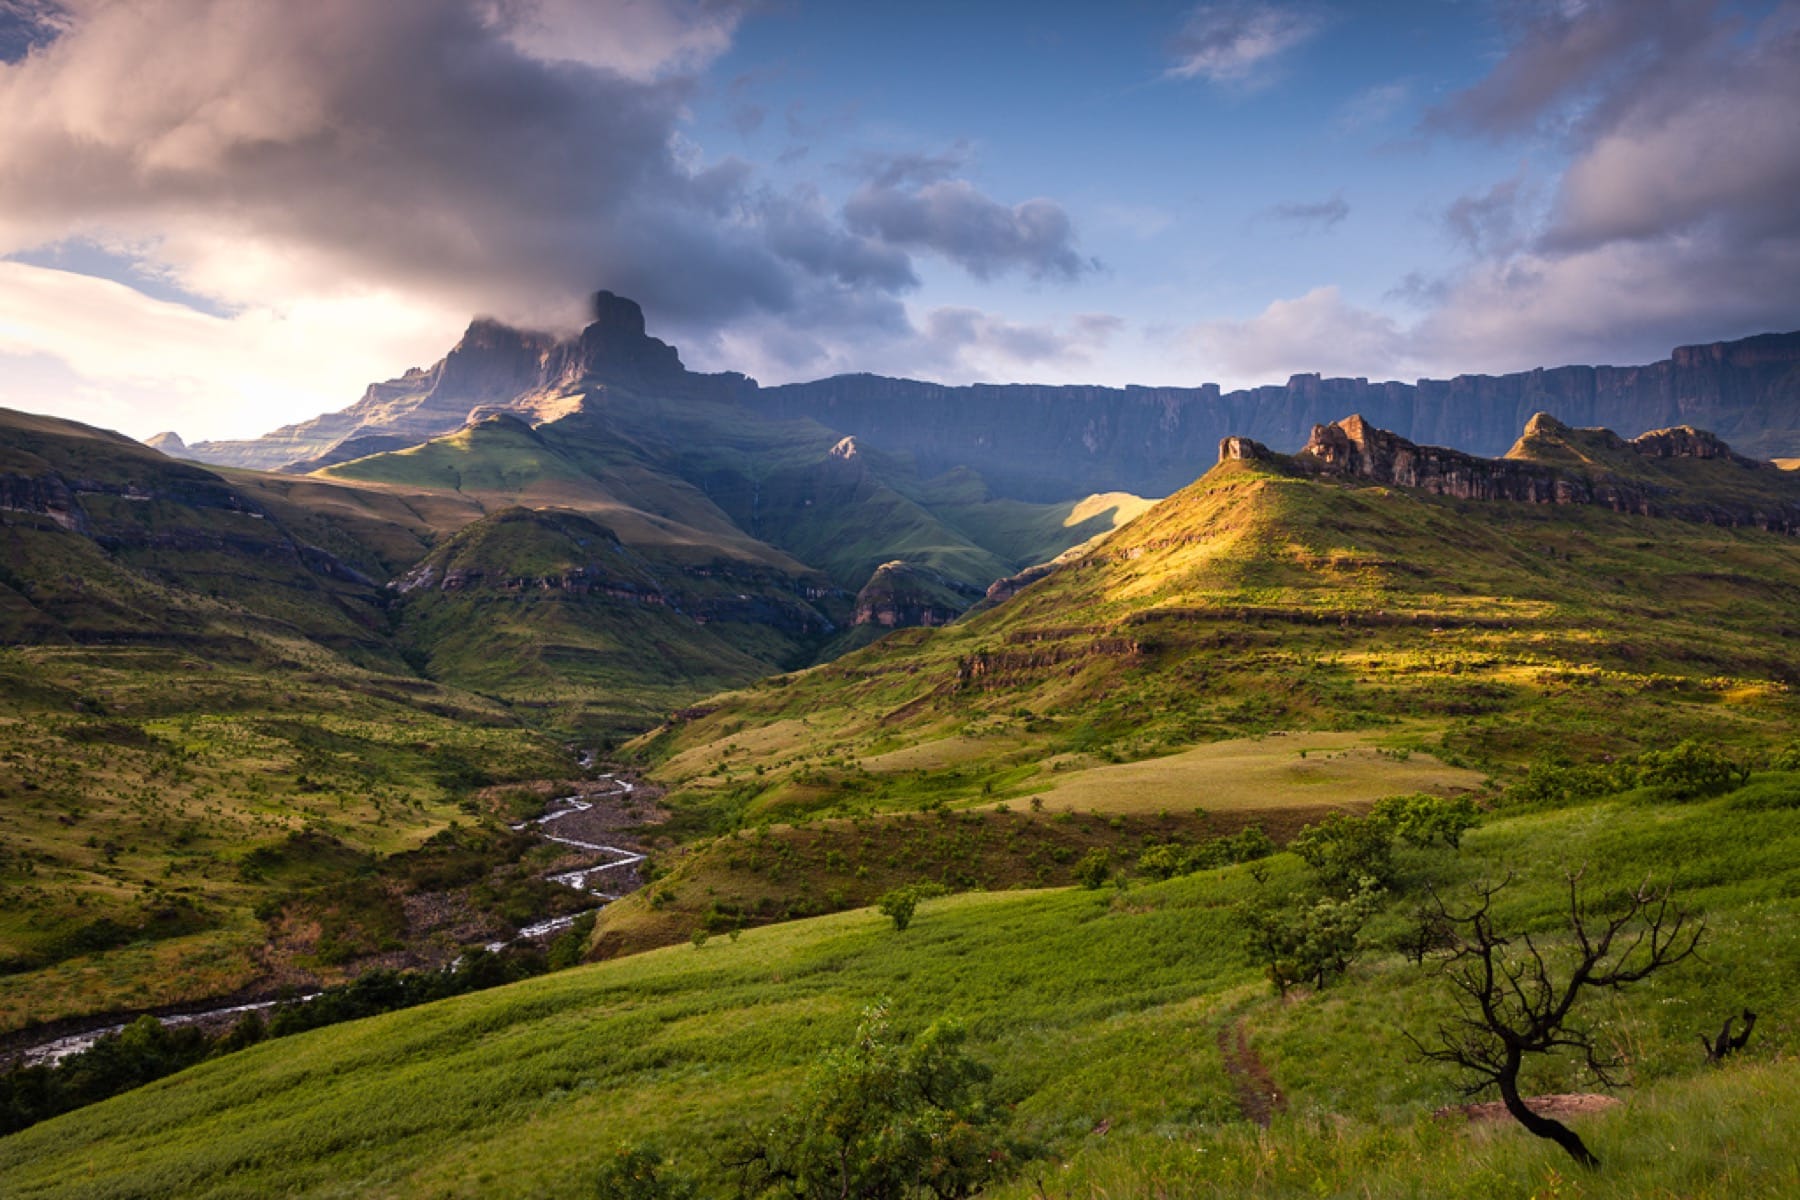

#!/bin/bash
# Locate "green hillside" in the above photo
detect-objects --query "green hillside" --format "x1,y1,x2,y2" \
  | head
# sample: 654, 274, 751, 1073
628, 441, 1800, 830
4, 770, 1795, 1198
391, 506, 832, 735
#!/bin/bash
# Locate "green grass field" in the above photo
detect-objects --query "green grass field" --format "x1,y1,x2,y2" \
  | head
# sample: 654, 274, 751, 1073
4, 773, 1794, 1198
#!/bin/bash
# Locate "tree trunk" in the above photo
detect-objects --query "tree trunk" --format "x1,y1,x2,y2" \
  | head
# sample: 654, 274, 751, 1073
1498, 1071, 1600, 1169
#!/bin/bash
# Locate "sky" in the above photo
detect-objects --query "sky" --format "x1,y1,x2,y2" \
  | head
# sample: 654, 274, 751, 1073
0, 0, 1796, 442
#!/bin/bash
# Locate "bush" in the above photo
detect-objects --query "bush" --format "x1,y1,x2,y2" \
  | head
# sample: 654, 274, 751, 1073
594, 1143, 693, 1200
1235, 878, 1385, 996
1634, 739, 1749, 801
736, 1002, 1019, 1199
1290, 813, 1396, 892
1370, 793, 1480, 849
1073, 849, 1110, 889
877, 884, 948, 932
1504, 755, 1629, 807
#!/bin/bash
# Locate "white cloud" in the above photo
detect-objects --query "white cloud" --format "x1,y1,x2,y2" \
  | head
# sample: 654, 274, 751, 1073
1166, 2, 1324, 86
0, 261, 463, 441
1178, 286, 1407, 386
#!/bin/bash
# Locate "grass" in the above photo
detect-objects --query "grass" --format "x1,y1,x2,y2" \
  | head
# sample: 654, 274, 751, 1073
2, 776, 1794, 1198
0, 642, 567, 1030
1029, 730, 1484, 814
629, 457, 1800, 831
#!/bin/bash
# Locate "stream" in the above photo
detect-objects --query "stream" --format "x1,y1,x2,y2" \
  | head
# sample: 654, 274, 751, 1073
7, 770, 646, 1070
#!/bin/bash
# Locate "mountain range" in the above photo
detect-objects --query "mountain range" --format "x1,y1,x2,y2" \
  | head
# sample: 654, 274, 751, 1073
163, 292, 1800, 497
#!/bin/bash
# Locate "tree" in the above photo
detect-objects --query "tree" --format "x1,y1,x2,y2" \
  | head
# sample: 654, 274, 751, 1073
735, 1003, 1017, 1200
1235, 877, 1384, 996
1409, 871, 1704, 1169
877, 883, 947, 932
1290, 812, 1396, 892
1370, 793, 1480, 850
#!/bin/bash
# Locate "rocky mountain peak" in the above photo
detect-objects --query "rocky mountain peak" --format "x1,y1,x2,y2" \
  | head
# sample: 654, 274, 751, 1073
565, 291, 685, 383
144, 431, 188, 455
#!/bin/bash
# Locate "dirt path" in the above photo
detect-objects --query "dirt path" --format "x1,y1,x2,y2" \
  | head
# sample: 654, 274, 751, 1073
1218, 1020, 1285, 1128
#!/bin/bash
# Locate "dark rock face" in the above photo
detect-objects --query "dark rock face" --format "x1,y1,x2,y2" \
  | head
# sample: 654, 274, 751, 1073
982, 561, 1057, 607
1232, 413, 1800, 534
184, 291, 748, 472
750, 332, 1800, 499
851, 561, 978, 628
180, 282, 1800, 497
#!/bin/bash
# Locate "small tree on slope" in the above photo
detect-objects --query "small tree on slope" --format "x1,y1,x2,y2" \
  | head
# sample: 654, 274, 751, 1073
1408, 870, 1704, 1169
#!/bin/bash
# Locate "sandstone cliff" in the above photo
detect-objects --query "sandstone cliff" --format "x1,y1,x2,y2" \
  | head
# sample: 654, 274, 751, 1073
1221, 413, 1800, 534
163, 287, 1800, 500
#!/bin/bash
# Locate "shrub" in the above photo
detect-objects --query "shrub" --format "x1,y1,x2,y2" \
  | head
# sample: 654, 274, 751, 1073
594, 1143, 694, 1200
736, 1003, 1019, 1199
1073, 849, 1110, 889
1235, 878, 1385, 996
877, 884, 948, 932
1290, 813, 1396, 892
1370, 793, 1480, 849
1633, 739, 1749, 801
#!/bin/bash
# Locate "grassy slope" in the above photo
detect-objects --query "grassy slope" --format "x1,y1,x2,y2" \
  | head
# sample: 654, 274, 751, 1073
629, 458, 1800, 828
0, 412, 577, 1026
4, 777, 1795, 1198
0, 639, 567, 1031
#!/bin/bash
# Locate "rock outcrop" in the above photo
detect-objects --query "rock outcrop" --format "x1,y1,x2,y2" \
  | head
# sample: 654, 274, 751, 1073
180, 292, 749, 473
1220, 413, 1800, 534
851, 561, 979, 628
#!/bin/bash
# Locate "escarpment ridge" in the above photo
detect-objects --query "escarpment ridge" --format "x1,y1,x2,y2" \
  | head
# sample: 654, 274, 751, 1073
1221, 413, 1800, 533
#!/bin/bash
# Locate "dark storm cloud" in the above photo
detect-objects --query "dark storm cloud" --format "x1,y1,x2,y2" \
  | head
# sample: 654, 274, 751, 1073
0, 0, 1094, 349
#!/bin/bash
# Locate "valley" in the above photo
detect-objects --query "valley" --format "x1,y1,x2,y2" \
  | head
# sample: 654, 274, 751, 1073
3, 299, 1800, 1196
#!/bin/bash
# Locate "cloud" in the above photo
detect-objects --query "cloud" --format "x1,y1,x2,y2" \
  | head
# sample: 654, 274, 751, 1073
1409, 1, 1800, 372
0, 0, 793, 332
917, 308, 1123, 376
0, 0, 1109, 434
1261, 193, 1348, 232
1443, 174, 1532, 256
1423, 0, 1720, 140
1414, 229, 1800, 373
1542, 23, 1800, 251
844, 162, 1097, 283
489, 0, 746, 80
0, 259, 464, 440
1166, 1, 1324, 85
1179, 286, 1406, 385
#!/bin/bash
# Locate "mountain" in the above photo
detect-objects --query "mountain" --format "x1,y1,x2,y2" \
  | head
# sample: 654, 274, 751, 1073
626, 412, 1800, 830
179, 292, 748, 472
171, 307, 1800, 499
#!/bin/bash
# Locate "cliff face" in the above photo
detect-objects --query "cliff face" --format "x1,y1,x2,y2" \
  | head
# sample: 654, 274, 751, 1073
181, 292, 750, 472
1222, 413, 1800, 534
750, 331, 1800, 500
169, 283, 1800, 500
850, 560, 978, 628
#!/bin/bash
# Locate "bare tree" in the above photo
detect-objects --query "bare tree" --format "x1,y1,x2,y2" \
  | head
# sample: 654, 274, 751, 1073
1410, 870, 1705, 1169
1701, 1010, 1756, 1064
